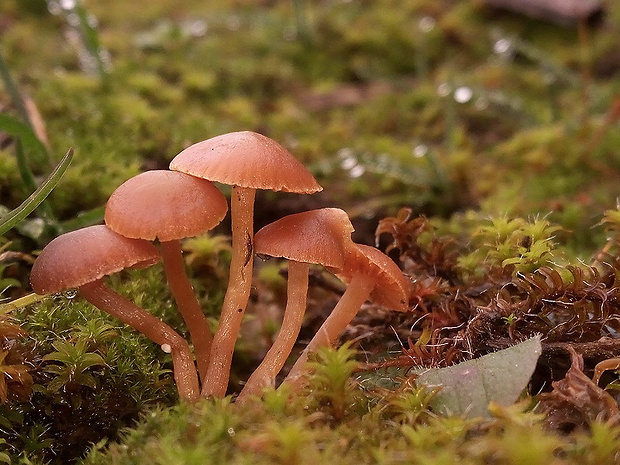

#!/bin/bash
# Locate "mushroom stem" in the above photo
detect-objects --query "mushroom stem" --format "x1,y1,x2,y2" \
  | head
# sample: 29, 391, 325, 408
284, 274, 374, 385
237, 261, 310, 403
203, 185, 256, 397
79, 279, 200, 402
159, 239, 212, 384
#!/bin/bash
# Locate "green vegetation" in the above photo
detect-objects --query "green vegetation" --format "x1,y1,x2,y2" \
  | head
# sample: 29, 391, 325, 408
1, 0, 620, 463
81, 346, 620, 465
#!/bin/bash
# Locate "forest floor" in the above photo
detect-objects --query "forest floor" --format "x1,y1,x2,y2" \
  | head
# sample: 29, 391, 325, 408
1, 1, 620, 463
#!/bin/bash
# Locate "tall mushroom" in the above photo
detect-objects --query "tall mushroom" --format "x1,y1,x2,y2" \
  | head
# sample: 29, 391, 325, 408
30, 225, 200, 402
104, 170, 228, 383
170, 131, 322, 397
236, 208, 354, 403
285, 243, 410, 384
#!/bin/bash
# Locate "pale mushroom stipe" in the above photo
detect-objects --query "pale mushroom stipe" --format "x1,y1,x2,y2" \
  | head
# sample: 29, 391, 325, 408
285, 243, 410, 384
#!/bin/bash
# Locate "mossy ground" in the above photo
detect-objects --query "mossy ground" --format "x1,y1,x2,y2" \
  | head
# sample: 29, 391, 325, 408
1, 0, 620, 463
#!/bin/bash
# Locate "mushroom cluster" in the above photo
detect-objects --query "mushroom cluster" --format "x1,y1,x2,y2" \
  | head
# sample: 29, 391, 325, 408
30, 131, 412, 403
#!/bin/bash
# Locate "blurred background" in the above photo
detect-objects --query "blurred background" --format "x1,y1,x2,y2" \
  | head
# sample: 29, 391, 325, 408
1, 0, 618, 258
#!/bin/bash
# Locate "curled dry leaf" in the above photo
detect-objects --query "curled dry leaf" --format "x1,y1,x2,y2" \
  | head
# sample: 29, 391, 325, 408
593, 357, 620, 385
23, 94, 49, 149
537, 347, 620, 431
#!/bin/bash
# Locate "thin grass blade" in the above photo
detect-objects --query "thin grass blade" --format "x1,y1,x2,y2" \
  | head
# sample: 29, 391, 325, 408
60, 205, 105, 231
0, 148, 73, 236
0, 113, 49, 165
0, 292, 47, 315
0, 49, 30, 125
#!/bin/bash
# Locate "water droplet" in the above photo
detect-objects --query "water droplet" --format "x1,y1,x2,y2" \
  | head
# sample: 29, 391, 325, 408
282, 26, 297, 41
349, 164, 366, 178
340, 155, 358, 170
47, 1, 62, 15
493, 38, 512, 55
454, 86, 473, 104
543, 72, 556, 85
337, 147, 354, 159
474, 98, 488, 110
161, 343, 172, 353
361, 209, 375, 220
59, 0, 76, 10
187, 20, 207, 37
284, 134, 299, 149
418, 16, 435, 33
87, 13, 99, 29
99, 50, 112, 71
63, 288, 78, 299
227, 427, 236, 437
66, 12, 80, 27
437, 82, 451, 97
226, 15, 241, 31
413, 144, 428, 158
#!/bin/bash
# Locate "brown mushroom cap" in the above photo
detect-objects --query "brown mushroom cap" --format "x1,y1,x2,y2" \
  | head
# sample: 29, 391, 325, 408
105, 170, 228, 242
254, 208, 354, 269
169, 131, 322, 193
336, 244, 410, 311
30, 225, 160, 295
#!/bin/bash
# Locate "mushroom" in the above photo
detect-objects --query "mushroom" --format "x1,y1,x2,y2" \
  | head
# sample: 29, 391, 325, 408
236, 208, 354, 403
285, 243, 410, 384
104, 170, 228, 383
30, 225, 200, 402
170, 131, 322, 397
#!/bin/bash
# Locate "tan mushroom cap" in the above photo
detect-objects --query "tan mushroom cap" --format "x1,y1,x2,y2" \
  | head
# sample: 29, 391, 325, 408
336, 244, 410, 312
105, 170, 228, 242
169, 131, 322, 193
254, 208, 354, 269
30, 225, 160, 295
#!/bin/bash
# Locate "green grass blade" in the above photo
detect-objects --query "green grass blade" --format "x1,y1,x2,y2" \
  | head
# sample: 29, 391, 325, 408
14, 139, 58, 228
60, 205, 105, 231
74, 2, 108, 79
0, 49, 30, 125
0, 113, 49, 165
0, 292, 47, 315
0, 148, 73, 236
15, 139, 38, 193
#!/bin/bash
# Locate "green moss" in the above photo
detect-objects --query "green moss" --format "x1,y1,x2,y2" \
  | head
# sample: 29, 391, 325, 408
80, 348, 620, 465
256, 262, 286, 291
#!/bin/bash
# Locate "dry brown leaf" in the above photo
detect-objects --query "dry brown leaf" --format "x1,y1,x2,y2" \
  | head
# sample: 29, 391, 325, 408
538, 347, 620, 431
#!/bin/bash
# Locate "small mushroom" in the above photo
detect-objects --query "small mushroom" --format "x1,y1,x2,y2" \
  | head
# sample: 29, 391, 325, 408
30, 225, 200, 402
105, 170, 228, 383
236, 208, 354, 403
285, 243, 410, 384
170, 131, 322, 397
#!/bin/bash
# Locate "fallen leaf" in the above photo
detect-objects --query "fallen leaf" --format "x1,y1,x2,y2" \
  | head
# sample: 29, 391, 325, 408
416, 335, 542, 418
